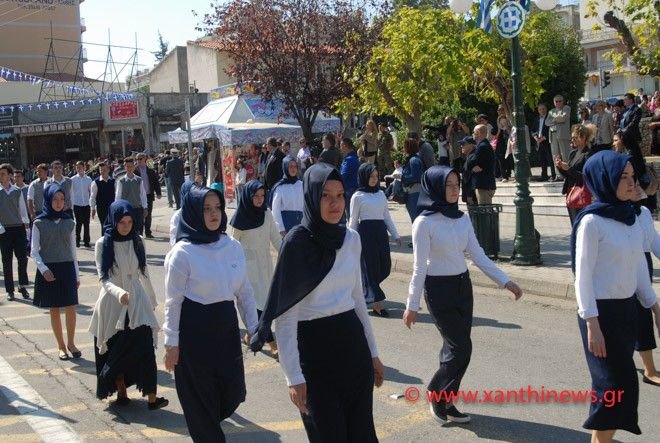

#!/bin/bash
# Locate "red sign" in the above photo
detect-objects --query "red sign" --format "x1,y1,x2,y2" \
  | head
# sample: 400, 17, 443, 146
109, 101, 139, 120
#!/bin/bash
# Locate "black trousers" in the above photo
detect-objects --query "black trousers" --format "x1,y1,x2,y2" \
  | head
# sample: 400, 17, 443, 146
567, 206, 580, 226
172, 182, 183, 209
132, 208, 144, 237
144, 194, 155, 235
0, 226, 29, 293
496, 154, 514, 179
424, 272, 473, 407
96, 205, 110, 236
73, 205, 91, 246
538, 142, 556, 179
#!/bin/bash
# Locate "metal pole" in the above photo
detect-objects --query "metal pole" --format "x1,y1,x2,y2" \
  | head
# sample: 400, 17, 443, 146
121, 127, 126, 157
185, 97, 196, 181
510, 35, 541, 265
598, 66, 603, 100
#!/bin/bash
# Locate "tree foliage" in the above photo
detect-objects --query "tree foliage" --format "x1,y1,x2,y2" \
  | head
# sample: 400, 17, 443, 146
153, 31, 169, 62
392, 0, 447, 9
586, 0, 660, 77
199, 0, 386, 141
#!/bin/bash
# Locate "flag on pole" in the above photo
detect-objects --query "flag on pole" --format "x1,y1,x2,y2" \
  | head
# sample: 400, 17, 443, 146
477, 0, 495, 33
519, 0, 531, 11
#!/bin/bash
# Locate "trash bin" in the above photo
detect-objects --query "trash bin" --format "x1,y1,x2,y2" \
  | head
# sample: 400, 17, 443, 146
467, 204, 503, 259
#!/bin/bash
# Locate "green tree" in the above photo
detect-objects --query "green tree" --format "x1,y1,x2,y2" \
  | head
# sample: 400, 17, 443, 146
337, 7, 465, 133
153, 31, 169, 62
585, 0, 660, 77
392, 0, 447, 9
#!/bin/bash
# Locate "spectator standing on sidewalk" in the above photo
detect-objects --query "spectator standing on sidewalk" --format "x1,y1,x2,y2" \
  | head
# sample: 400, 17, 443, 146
403, 165, 522, 425
340, 138, 360, 218
377, 123, 395, 178
546, 94, 572, 162
89, 200, 167, 410
165, 150, 185, 209
318, 132, 342, 170
135, 153, 162, 238
556, 124, 591, 226
349, 163, 401, 317
0, 163, 30, 301
401, 138, 424, 223
31, 186, 79, 360
471, 125, 497, 205
572, 150, 660, 442
359, 119, 379, 164
265, 137, 286, 191
115, 157, 148, 236
533, 103, 557, 181
164, 186, 258, 442
71, 161, 93, 248
160, 150, 173, 207
90, 162, 115, 236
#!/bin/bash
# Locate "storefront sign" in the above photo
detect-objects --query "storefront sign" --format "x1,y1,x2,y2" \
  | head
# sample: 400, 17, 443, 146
109, 101, 139, 120
13, 121, 82, 135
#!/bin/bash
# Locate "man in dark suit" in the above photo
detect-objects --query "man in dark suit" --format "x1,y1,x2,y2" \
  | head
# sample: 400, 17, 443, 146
265, 137, 285, 190
619, 92, 644, 177
471, 124, 497, 204
165, 149, 185, 209
135, 153, 162, 238
533, 103, 556, 181
460, 136, 477, 205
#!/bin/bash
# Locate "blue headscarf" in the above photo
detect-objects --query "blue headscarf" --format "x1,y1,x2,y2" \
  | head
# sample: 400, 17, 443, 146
176, 186, 227, 244
416, 165, 464, 219
180, 179, 195, 203
570, 150, 640, 272
357, 163, 379, 193
36, 185, 73, 220
230, 180, 266, 231
100, 200, 146, 281
268, 156, 299, 208
250, 163, 346, 352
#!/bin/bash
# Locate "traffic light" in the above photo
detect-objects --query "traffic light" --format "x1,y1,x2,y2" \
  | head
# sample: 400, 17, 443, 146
602, 71, 611, 88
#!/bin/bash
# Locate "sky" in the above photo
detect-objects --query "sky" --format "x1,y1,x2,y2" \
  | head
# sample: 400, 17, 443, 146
80, 0, 221, 81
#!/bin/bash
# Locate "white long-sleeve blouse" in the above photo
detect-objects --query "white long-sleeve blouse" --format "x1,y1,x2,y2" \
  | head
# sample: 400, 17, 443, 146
348, 190, 400, 240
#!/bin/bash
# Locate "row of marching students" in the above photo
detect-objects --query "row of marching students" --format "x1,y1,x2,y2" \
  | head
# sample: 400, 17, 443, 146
160, 158, 523, 442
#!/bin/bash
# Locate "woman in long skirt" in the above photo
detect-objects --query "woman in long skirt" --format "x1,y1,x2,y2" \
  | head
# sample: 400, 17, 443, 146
403, 166, 522, 424
164, 186, 259, 442
349, 163, 401, 317
88, 200, 167, 409
572, 151, 660, 442
230, 179, 282, 358
251, 163, 385, 442
31, 185, 81, 361
270, 156, 304, 237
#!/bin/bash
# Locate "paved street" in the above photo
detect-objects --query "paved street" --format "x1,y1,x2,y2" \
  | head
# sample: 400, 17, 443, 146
1, 196, 659, 442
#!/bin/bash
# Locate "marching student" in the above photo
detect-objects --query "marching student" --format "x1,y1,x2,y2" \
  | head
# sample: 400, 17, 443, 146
31, 185, 80, 360
115, 157, 148, 235
90, 161, 116, 236
229, 179, 282, 359
88, 200, 167, 409
164, 186, 259, 442
71, 161, 93, 248
403, 166, 522, 424
572, 150, 660, 442
0, 163, 30, 301
349, 163, 401, 317
270, 156, 304, 237
27, 163, 49, 220
251, 163, 384, 442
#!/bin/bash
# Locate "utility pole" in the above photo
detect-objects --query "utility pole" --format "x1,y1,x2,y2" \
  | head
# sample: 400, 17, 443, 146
185, 97, 196, 181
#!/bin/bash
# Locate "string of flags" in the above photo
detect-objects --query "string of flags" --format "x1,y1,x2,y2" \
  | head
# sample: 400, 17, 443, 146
0, 66, 138, 114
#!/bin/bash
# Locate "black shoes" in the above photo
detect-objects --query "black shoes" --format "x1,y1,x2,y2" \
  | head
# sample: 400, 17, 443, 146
429, 402, 448, 424
145, 233, 155, 239
148, 397, 169, 410
7, 292, 15, 301
67, 346, 82, 359
430, 402, 471, 424
112, 396, 131, 407
19, 287, 30, 299
445, 405, 471, 423
371, 309, 390, 318
642, 375, 660, 386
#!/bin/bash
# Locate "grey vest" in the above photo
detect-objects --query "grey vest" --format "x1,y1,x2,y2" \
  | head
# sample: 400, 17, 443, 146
33, 218, 75, 263
46, 177, 73, 210
0, 188, 24, 227
120, 176, 143, 208
30, 179, 46, 214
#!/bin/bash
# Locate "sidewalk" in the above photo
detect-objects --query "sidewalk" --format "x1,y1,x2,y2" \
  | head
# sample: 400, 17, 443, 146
147, 191, 660, 301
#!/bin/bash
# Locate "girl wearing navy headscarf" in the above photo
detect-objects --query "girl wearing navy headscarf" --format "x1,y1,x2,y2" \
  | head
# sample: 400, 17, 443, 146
403, 166, 522, 424
230, 179, 282, 359
251, 163, 384, 442
164, 186, 259, 442
88, 200, 166, 410
31, 185, 80, 361
270, 156, 304, 237
168, 180, 196, 246
572, 150, 660, 441
348, 163, 401, 317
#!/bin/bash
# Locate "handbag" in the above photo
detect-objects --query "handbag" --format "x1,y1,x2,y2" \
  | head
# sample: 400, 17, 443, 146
566, 181, 592, 209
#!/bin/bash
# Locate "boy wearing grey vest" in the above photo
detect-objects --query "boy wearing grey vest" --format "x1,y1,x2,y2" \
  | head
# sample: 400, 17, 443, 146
115, 157, 148, 235
0, 164, 30, 300
28, 163, 50, 219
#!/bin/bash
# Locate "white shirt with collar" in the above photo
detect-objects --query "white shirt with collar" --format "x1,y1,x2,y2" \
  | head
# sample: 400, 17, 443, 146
71, 173, 92, 207
115, 174, 148, 209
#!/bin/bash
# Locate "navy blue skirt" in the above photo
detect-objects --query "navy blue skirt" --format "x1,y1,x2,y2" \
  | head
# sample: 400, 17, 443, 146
358, 220, 391, 304
33, 261, 78, 308
635, 252, 656, 352
281, 210, 303, 232
578, 296, 641, 435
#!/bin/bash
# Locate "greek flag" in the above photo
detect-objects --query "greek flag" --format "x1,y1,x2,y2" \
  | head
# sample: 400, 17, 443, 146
477, 0, 495, 33
519, 0, 531, 11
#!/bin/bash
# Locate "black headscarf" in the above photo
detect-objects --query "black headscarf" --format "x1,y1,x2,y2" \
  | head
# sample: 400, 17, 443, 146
36, 185, 73, 221
357, 163, 379, 193
176, 186, 227, 244
268, 156, 299, 207
100, 200, 146, 281
250, 163, 347, 352
416, 165, 464, 219
570, 150, 640, 272
229, 179, 266, 231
